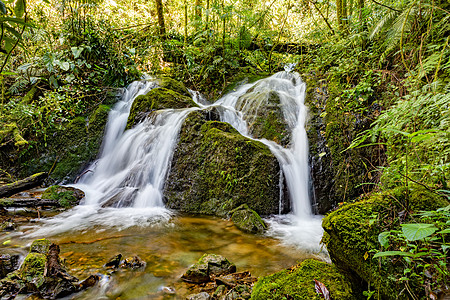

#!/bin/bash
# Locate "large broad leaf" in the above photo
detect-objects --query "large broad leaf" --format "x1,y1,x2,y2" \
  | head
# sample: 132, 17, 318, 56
14, 0, 24, 18
373, 251, 414, 258
401, 223, 437, 241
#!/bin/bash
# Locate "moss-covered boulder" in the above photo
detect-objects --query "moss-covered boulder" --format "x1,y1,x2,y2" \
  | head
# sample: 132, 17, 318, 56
303, 74, 383, 214
126, 87, 198, 129
156, 77, 190, 96
19, 103, 111, 183
41, 185, 84, 208
230, 204, 267, 234
251, 259, 354, 299
164, 110, 287, 217
321, 186, 449, 300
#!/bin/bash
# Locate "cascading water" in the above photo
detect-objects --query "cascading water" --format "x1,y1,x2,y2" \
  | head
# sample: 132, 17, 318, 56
212, 72, 323, 250
27, 72, 323, 250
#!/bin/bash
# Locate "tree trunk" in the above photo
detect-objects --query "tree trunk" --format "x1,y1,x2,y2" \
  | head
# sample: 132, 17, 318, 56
336, 0, 342, 27
0, 172, 47, 198
0, 198, 62, 207
358, 0, 364, 23
155, 0, 166, 39
195, 0, 202, 20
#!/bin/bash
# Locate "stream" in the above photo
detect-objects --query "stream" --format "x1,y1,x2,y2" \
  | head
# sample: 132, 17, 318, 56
1, 71, 326, 299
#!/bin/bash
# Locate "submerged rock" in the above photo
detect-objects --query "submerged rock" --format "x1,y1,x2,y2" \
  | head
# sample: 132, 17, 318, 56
182, 254, 236, 283
229, 204, 267, 234
251, 259, 354, 299
164, 111, 287, 217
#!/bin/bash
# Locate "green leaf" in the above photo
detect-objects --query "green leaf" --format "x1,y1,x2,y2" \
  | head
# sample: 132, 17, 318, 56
60, 61, 70, 71
71, 46, 83, 59
401, 223, 437, 241
378, 231, 390, 248
437, 228, 450, 234
14, 0, 24, 18
0, 1, 6, 14
373, 251, 413, 258
4, 23, 22, 39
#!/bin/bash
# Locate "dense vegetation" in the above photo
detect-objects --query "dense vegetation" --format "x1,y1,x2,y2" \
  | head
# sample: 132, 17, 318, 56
0, 0, 448, 298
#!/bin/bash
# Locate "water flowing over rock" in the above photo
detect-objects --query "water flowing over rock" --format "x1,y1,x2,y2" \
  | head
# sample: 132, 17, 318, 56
164, 110, 285, 216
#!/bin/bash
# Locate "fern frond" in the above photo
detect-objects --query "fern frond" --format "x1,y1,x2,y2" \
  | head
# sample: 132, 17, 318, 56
369, 9, 399, 40
385, 5, 416, 52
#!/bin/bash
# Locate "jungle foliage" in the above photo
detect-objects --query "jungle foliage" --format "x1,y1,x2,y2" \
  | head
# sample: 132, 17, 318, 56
0, 0, 449, 297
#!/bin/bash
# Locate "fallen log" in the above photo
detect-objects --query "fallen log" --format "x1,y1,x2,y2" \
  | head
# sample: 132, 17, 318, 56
0, 172, 48, 198
0, 197, 61, 208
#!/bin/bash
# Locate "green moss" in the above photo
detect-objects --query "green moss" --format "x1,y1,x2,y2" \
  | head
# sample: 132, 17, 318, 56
230, 204, 267, 234
42, 185, 78, 208
156, 77, 190, 96
164, 111, 282, 216
19, 253, 46, 286
127, 87, 198, 129
321, 186, 449, 300
30, 238, 51, 254
235, 89, 289, 146
251, 259, 354, 300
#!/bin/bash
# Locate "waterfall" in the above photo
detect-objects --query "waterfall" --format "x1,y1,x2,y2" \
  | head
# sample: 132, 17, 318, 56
29, 73, 323, 250
76, 80, 198, 208
214, 72, 311, 218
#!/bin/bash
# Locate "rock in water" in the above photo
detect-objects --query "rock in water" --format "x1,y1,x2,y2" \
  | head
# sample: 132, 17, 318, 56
230, 204, 267, 234
164, 111, 287, 217
182, 254, 236, 283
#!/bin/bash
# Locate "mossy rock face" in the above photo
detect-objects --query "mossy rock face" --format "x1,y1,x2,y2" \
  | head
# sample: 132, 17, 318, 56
156, 77, 190, 96
251, 259, 354, 300
230, 204, 267, 234
235, 87, 290, 146
126, 87, 198, 129
19, 103, 111, 183
164, 110, 286, 217
303, 73, 382, 213
321, 186, 449, 300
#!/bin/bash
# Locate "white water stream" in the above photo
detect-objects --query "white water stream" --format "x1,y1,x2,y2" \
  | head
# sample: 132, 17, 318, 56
27, 72, 323, 251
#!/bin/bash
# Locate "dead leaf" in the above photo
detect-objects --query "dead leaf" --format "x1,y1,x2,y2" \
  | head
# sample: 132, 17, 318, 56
314, 279, 330, 300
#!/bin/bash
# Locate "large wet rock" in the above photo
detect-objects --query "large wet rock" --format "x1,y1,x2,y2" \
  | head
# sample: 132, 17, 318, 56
41, 185, 85, 208
182, 254, 236, 283
0, 255, 20, 279
126, 81, 198, 129
251, 259, 354, 299
230, 204, 267, 234
322, 186, 449, 300
164, 110, 288, 216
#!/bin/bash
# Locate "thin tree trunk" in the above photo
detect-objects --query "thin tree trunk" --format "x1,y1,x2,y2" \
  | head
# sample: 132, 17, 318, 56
336, 0, 342, 27
184, 0, 188, 44
195, 0, 202, 20
358, 0, 364, 23
155, 0, 166, 39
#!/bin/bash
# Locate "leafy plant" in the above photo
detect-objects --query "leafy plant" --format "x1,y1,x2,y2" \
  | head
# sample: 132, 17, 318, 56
373, 205, 449, 298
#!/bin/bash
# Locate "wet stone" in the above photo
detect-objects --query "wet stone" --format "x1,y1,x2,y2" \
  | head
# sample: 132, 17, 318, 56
120, 256, 146, 269
187, 291, 211, 300
104, 254, 122, 268
182, 254, 236, 283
